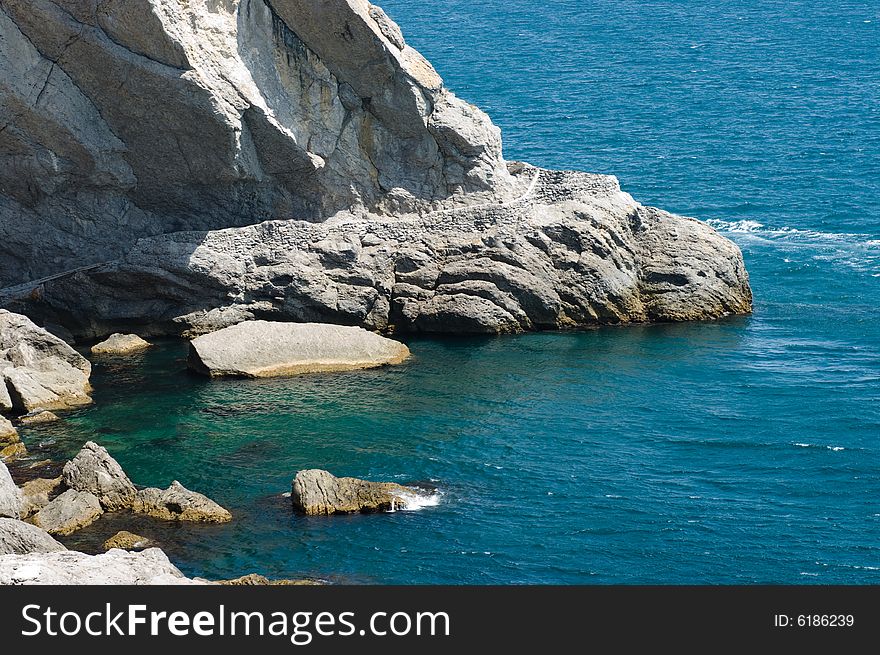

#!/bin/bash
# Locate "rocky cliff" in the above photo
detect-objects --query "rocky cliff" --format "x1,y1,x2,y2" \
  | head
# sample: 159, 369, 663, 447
0, 0, 751, 335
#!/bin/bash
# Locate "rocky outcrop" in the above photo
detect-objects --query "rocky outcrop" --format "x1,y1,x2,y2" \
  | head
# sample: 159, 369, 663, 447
0, 0, 509, 287
292, 468, 420, 515
91, 333, 152, 355
0, 2, 750, 338
189, 321, 410, 377
0, 548, 204, 585
63, 441, 137, 511
0, 517, 66, 555
103, 530, 153, 551
18, 476, 62, 518
31, 488, 103, 536
132, 481, 232, 523
0, 460, 20, 518
0, 311, 92, 412
217, 573, 319, 586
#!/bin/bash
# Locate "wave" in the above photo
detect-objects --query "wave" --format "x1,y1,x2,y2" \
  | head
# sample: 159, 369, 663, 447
793, 442, 845, 451
707, 219, 879, 244
393, 488, 443, 511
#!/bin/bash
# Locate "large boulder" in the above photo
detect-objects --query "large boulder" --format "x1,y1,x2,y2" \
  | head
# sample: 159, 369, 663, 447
0, 548, 204, 585
292, 469, 416, 515
0, 460, 20, 519
31, 489, 103, 536
90, 333, 152, 355
62, 441, 137, 511
0, 311, 91, 413
0, 2, 750, 340
18, 476, 63, 519
188, 321, 410, 378
132, 481, 232, 523
0, 518, 66, 555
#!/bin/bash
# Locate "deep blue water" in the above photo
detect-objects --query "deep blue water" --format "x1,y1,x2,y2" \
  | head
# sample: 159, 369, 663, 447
20, 0, 880, 583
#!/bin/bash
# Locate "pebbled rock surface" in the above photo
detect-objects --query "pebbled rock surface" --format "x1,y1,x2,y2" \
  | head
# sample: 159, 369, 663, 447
0, 517, 66, 555
132, 481, 232, 523
31, 488, 103, 536
62, 441, 138, 511
189, 321, 410, 377
0, 311, 92, 412
292, 468, 416, 515
0, 547, 204, 585
90, 333, 151, 355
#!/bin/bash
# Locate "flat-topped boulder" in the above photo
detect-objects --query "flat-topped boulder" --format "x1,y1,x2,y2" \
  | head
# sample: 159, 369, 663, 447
0, 460, 20, 519
63, 441, 137, 511
133, 481, 232, 523
31, 489, 103, 536
0, 311, 91, 414
188, 321, 410, 378
0, 518, 66, 555
292, 469, 418, 515
91, 333, 152, 355
17, 410, 59, 426
0, 548, 204, 585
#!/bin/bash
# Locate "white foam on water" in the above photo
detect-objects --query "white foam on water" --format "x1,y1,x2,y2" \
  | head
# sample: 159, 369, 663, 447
392, 489, 442, 512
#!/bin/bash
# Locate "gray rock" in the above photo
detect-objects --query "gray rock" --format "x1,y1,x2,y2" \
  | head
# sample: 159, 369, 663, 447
0, 416, 17, 441
132, 481, 231, 523
90, 333, 152, 355
0, 381, 11, 412
0, 311, 91, 413
18, 476, 63, 519
0, 548, 205, 585
0, 422, 25, 461
62, 441, 137, 511
0, 518, 66, 555
103, 530, 153, 551
0, 0, 510, 287
188, 321, 411, 378
0, 460, 21, 519
31, 489, 103, 536
292, 469, 417, 515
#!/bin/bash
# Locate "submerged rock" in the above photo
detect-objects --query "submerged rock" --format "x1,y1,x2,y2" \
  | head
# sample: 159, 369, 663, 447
103, 531, 153, 551
292, 469, 417, 515
0, 460, 21, 519
0, 518, 66, 555
63, 441, 137, 511
32, 489, 103, 536
216, 573, 320, 586
91, 333, 152, 355
0, 548, 204, 585
18, 477, 63, 519
133, 481, 232, 523
0, 311, 91, 413
188, 321, 410, 378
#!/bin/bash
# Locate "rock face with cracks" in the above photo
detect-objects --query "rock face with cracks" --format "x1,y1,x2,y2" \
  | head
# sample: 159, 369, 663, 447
292, 468, 417, 515
0, 517, 66, 555
62, 440, 138, 511
0, 1, 750, 338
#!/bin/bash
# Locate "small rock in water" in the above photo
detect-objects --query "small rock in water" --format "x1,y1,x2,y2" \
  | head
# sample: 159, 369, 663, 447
291, 469, 425, 516
216, 573, 320, 586
63, 441, 138, 511
103, 530, 153, 551
90, 333, 152, 355
17, 411, 60, 426
132, 481, 232, 523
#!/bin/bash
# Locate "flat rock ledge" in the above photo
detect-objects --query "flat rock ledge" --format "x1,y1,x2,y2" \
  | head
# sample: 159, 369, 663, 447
0, 548, 205, 585
91, 333, 152, 355
0, 518, 66, 555
188, 321, 410, 378
292, 469, 423, 516
0, 311, 92, 414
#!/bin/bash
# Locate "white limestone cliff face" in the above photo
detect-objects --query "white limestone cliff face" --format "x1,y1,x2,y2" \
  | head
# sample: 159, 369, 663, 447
0, 1, 752, 333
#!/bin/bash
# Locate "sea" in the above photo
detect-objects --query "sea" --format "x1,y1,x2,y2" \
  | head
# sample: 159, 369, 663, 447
21, 0, 880, 583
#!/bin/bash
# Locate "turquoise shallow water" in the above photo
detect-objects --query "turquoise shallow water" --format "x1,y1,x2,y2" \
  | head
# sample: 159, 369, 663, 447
16, 0, 880, 583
